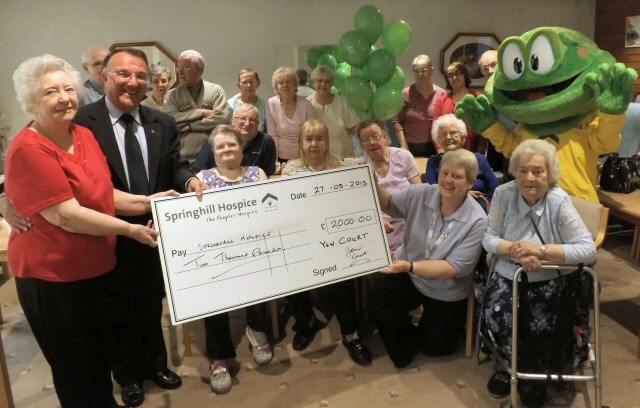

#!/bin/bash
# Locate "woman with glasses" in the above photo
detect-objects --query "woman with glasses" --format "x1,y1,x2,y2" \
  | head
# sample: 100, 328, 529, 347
357, 120, 421, 251
197, 125, 270, 395
307, 66, 359, 159
371, 148, 488, 368
392, 54, 447, 157
266, 67, 315, 166
227, 68, 267, 133
141, 65, 171, 109
280, 119, 372, 367
426, 114, 498, 210
434, 62, 487, 153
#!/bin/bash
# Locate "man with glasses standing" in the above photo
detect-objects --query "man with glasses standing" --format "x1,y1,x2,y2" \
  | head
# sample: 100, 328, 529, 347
164, 49, 230, 162
80, 45, 110, 106
75, 48, 207, 407
192, 103, 276, 176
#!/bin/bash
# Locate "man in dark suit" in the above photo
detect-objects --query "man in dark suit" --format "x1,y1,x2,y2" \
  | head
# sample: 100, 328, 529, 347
74, 48, 206, 407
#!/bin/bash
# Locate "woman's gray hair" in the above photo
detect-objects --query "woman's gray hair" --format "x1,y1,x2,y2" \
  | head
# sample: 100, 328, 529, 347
271, 67, 298, 92
179, 50, 205, 70
150, 65, 172, 81
310, 65, 335, 82
431, 113, 467, 143
509, 139, 560, 187
209, 124, 244, 150
440, 148, 478, 182
13, 54, 83, 114
412, 54, 432, 68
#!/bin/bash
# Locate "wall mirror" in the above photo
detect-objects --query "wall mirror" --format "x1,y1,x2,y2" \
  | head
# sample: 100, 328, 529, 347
110, 41, 178, 90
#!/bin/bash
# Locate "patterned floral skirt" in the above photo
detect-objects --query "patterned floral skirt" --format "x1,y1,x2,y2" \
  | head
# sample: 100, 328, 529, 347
481, 270, 590, 375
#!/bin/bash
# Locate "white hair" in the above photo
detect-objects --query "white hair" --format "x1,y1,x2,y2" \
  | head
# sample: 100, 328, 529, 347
179, 50, 205, 70
13, 54, 83, 114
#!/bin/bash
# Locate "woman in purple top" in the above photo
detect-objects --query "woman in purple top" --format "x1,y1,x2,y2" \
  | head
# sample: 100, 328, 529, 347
196, 125, 268, 395
357, 120, 421, 251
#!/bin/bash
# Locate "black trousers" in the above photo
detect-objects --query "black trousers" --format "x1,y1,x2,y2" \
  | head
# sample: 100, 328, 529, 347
204, 302, 269, 360
16, 274, 118, 408
287, 279, 358, 336
370, 273, 467, 368
407, 141, 437, 158
109, 244, 168, 386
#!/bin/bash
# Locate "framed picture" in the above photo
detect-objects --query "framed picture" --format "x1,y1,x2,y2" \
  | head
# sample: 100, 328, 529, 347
626, 16, 640, 47
440, 33, 501, 88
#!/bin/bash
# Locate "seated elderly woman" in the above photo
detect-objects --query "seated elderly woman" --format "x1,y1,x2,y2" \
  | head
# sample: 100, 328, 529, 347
481, 139, 597, 408
357, 120, 421, 251
197, 125, 268, 395
281, 119, 372, 366
370, 149, 488, 368
426, 114, 499, 210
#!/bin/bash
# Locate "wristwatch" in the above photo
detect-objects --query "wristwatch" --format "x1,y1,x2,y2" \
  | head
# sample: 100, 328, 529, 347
540, 245, 548, 260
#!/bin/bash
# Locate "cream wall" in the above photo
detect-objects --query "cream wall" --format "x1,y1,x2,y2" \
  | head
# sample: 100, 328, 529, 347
0, 0, 594, 140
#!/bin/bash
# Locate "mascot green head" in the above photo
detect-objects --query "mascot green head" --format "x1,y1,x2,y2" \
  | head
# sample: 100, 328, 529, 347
485, 27, 635, 135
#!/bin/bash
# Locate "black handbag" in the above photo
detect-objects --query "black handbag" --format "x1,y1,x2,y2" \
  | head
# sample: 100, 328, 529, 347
599, 152, 640, 194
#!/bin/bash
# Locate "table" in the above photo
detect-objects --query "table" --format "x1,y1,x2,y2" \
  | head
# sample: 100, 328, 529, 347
597, 189, 640, 263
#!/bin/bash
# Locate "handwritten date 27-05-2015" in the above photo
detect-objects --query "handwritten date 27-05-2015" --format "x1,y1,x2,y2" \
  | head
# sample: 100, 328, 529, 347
313, 179, 368, 195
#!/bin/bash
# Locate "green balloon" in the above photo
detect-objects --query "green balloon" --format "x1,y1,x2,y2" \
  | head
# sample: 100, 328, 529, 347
386, 66, 406, 90
317, 53, 338, 71
334, 62, 352, 91
317, 45, 334, 55
354, 5, 384, 45
339, 30, 371, 68
355, 109, 373, 120
305, 48, 322, 69
372, 82, 404, 120
363, 49, 396, 86
342, 75, 373, 112
381, 20, 413, 57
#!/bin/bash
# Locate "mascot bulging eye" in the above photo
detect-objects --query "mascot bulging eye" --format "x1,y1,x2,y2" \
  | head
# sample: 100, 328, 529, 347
529, 35, 554, 74
501, 42, 525, 79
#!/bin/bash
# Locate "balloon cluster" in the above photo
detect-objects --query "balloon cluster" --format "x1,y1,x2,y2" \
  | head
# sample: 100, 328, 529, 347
304, 5, 412, 120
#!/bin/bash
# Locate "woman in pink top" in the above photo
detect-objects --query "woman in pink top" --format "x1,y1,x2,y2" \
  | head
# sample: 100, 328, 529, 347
266, 67, 315, 164
392, 54, 446, 158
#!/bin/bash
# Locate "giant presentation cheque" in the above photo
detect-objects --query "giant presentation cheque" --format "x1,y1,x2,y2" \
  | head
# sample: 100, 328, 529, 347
151, 165, 391, 324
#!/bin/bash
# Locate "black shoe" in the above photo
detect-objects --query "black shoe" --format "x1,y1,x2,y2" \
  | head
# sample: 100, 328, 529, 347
487, 370, 510, 399
121, 382, 144, 407
292, 330, 317, 351
148, 368, 182, 390
292, 319, 321, 351
343, 338, 372, 366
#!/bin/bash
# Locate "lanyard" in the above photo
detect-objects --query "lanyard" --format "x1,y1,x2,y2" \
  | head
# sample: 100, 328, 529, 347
425, 213, 456, 260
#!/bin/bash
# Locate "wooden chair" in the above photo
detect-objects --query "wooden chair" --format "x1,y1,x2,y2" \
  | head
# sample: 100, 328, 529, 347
465, 194, 491, 357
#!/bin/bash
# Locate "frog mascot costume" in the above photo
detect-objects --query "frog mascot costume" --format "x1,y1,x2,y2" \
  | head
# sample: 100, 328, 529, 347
457, 26, 638, 202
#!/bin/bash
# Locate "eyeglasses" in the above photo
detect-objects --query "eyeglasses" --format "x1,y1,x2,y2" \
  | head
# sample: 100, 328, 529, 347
107, 70, 148, 82
413, 67, 432, 75
83, 61, 103, 68
239, 80, 257, 86
480, 61, 498, 73
313, 78, 333, 84
439, 130, 462, 138
446, 70, 464, 79
360, 133, 384, 145
176, 66, 193, 73
233, 116, 258, 125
